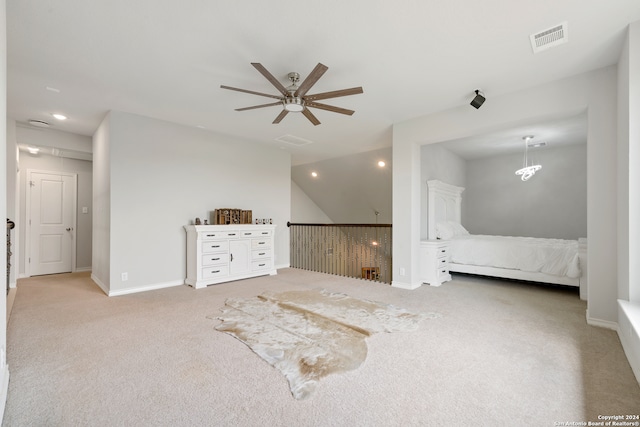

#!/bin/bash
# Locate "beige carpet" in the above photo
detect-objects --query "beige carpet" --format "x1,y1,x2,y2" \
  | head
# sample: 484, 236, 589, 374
3, 269, 640, 426
213, 289, 438, 399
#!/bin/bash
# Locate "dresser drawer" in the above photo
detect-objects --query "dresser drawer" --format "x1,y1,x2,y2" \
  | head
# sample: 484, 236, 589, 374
202, 240, 229, 253
252, 238, 270, 249
251, 260, 271, 271
239, 230, 271, 237
202, 265, 229, 279
436, 245, 449, 259
201, 231, 226, 240
251, 249, 272, 260
437, 267, 450, 281
437, 257, 448, 269
202, 253, 230, 266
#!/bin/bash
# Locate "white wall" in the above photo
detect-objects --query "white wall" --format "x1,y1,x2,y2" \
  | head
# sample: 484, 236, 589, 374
618, 21, 640, 305
290, 180, 332, 224
393, 67, 618, 326
616, 21, 640, 384
16, 125, 92, 156
93, 111, 291, 294
6, 119, 16, 288
464, 143, 587, 239
92, 114, 110, 290
0, 0, 9, 417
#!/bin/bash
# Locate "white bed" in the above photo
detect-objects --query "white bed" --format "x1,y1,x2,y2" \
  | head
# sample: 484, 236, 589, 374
426, 180, 587, 298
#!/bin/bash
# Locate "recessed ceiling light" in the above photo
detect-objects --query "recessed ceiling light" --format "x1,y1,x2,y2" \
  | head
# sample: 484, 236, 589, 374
28, 147, 40, 154
52, 113, 67, 120
311, 171, 318, 178
378, 161, 386, 167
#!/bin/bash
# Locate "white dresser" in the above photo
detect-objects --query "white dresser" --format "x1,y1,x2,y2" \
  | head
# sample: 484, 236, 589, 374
184, 224, 277, 289
419, 240, 451, 286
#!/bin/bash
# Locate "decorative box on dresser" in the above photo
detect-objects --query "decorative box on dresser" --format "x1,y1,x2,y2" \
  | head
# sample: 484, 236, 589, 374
184, 224, 277, 289
419, 240, 451, 286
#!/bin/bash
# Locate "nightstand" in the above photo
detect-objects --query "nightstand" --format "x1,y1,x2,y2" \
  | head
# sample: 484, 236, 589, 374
419, 240, 451, 286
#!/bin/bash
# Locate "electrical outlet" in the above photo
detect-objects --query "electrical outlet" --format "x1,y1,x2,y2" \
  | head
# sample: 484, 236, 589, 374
400, 267, 406, 276
121, 272, 128, 281
82, 207, 88, 214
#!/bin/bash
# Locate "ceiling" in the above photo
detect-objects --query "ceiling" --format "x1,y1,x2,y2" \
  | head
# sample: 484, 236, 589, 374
7, 1, 640, 166
438, 112, 588, 160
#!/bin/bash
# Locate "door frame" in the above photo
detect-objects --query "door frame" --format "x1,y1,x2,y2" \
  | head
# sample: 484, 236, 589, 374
25, 169, 78, 277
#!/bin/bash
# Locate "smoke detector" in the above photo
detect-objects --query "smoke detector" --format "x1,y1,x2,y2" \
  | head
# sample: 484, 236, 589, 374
530, 22, 568, 53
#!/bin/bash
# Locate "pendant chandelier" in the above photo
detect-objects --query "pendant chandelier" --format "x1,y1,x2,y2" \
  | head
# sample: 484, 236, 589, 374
515, 135, 542, 181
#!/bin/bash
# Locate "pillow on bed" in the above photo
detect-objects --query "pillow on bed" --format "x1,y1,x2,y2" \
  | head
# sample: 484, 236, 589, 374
436, 221, 469, 239
436, 222, 455, 239
448, 221, 469, 236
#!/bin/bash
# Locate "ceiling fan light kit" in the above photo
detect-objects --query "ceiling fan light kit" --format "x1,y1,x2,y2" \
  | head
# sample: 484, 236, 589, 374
221, 62, 363, 125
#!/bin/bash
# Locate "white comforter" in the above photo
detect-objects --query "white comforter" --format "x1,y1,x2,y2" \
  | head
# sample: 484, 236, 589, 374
449, 235, 581, 278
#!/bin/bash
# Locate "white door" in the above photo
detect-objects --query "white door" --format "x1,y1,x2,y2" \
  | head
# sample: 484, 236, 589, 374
28, 171, 76, 276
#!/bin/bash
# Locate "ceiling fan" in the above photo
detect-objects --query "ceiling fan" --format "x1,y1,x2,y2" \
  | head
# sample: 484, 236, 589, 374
220, 63, 363, 126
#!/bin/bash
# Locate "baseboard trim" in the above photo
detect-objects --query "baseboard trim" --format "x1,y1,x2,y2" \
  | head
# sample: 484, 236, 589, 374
618, 300, 640, 385
586, 310, 619, 331
74, 267, 92, 273
275, 263, 290, 270
391, 280, 422, 290
0, 362, 9, 424
108, 280, 184, 297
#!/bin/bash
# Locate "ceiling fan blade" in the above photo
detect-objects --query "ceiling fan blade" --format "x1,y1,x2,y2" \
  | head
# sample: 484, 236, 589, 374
272, 109, 289, 124
220, 85, 282, 100
302, 108, 321, 126
235, 101, 282, 111
295, 63, 329, 97
306, 101, 355, 116
251, 63, 289, 96
304, 87, 363, 101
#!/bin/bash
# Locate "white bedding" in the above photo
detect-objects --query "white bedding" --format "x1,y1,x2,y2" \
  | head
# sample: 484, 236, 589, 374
448, 234, 581, 278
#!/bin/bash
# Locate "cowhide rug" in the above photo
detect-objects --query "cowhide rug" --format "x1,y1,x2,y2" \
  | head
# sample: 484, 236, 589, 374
209, 288, 440, 399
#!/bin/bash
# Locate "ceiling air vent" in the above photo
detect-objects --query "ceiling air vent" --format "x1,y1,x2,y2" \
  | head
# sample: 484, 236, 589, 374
275, 134, 313, 146
530, 22, 568, 53
27, 119, 50, 128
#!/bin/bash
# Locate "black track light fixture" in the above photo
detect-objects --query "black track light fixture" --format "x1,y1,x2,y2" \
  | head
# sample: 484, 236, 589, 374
470, 89, 486, 109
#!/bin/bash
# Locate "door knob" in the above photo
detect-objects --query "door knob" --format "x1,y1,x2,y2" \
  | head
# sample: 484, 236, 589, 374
66, 227, 73, 231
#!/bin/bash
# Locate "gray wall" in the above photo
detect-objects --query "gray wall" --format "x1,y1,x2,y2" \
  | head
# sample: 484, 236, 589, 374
464, 143, 587, 239
290, 180, 332, 224
93, 111, 291, 294
291, 147, 392, 224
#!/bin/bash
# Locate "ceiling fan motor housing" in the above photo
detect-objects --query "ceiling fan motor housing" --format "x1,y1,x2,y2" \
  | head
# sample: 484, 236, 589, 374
283, 96, 304, 112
